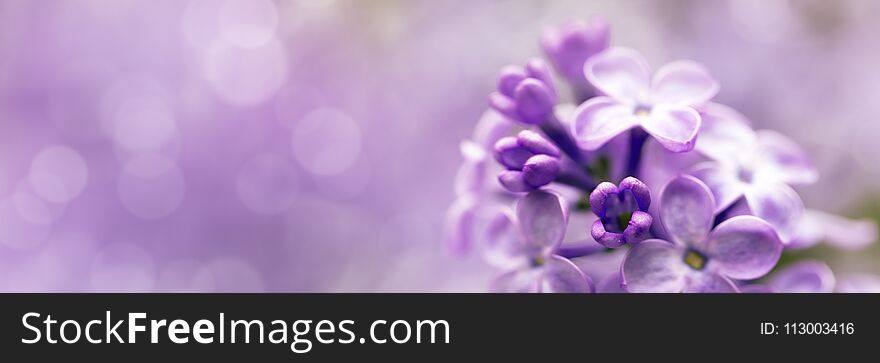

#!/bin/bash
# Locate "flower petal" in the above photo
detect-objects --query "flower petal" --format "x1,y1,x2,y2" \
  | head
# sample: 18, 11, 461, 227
705, 216, 783, 280
489, 268, 541, 293
571, 96, 637, 150
516, 190, 568, 250
483, 210, 528, 269
744, 183, 804, 243
818, 210, 876, 250
754, 130, 818, 185
660, 175, 716, 247
514, 78, 556, 125
517, 130, 560, 157
497, 170, 531, 193
488, 92, 520, 121
621, 240, 687, 293
682, 272, 739, 293
540, 255, 594, 293
522, 154, 560, 187
444, 196, 478, 255
596, 274, 626, 293
623, 210, 653, 245
496, 65, 527, 97
619, 176, 652, 211
494, 137, 531, 170
571, 248, 627, 285
688, 162, 746, 213
584, 47, 651, 102
769, 260, 835, 293
836, 274, 880, 293
591, 218, 625, 248
472, 109, 513, 148
694, 103, 757, 164
639, 103, 701, 152
651, 60, 719, 106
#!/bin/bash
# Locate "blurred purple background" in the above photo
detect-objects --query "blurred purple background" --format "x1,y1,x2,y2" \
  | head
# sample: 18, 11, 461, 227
1, 0, 878, 291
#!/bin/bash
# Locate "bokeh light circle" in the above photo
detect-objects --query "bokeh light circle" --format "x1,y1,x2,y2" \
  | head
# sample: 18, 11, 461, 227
291, 108, 362, 176
117, 155, 186, 219
90, 242, 156, 292
0, 196, 52, 250
113, 97, 179, 154
217, 0, 280, 48
28, 146, 89, 204
203, 37, 288, 107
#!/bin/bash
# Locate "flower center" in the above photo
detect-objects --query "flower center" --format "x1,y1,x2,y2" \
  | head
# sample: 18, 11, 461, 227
633, 104, 652, 117
530, 254, 546, 267
683, 250, 707, 270
617, 211, 633, 231
738, 166, 755, 183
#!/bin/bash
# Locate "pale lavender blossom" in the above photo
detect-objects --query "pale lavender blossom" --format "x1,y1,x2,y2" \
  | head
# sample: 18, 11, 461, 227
768, 260, 836, 293
788, 209, 878, 250
589, 176, 652, 247
836, 274, 880, 293
571, 47, 719, 152
690, 103, 818, 241
445, 110, 514, 255
622, 175, 783, 293
487, 190, 593, 293
541, 18, 610, 100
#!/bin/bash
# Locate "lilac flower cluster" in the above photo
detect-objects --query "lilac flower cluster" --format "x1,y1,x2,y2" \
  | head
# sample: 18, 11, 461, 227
446, 18, 879, 293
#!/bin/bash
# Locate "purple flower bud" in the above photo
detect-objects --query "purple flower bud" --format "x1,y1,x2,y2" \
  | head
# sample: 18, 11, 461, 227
517, 130, 560, 157
489, 58, 558, 125
497, 66, 527, 97
522, 154, 560, 187
498, 170, 531, 193
541, 18, 610, 95
589, 176, 653, 247
494, 136, 532, 169
493, 131, 561, 192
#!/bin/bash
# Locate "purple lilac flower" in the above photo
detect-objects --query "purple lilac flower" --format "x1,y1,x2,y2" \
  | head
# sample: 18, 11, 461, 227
621, 175, 783, 293
493, 130, 562, 192
690, 103, 818, 241
541, 18, 610, 100
836, 274, 880, 293
489, 59, 558, 125
445, 110, 514, 255
486, 190, 593, 293
589, 176, 652, 248
571, 47, 719, 152
769, 260, 836, 293
788, 209, 878, 251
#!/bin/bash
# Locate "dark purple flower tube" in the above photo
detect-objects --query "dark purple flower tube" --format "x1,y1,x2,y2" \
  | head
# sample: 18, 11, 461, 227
589, 176, 653, 248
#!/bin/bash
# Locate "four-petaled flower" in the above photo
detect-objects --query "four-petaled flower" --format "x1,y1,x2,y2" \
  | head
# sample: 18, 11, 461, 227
486, 190, 593, 293
622, 175, 783, 293
572, 47, 719, 152
493, 130, 562, 192
589, 176, 653, 248
690, 103, 818, 241
489, 59, 558, 125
